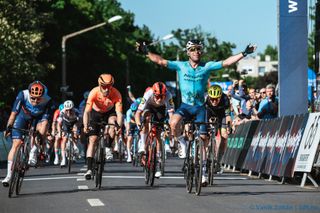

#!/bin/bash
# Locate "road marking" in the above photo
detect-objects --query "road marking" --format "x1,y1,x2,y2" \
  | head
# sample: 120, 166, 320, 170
78, 185, 89, 190
77, 173, 85, 176
24, 175, 248, 181
87, 199, 105, 207
80, 168, 87, 171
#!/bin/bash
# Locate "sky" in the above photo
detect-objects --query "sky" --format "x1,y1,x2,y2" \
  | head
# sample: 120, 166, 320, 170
119, 0, 278, 54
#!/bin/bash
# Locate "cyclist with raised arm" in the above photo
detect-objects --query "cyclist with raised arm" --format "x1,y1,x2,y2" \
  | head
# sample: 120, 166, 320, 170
83, 74, 123, 180
135, 82, 174, 178
57, 100, 80, 167
136, 39, 256, 182
205, 85, 232, 178
125, 98, 141, 163
2, 81, 52, 187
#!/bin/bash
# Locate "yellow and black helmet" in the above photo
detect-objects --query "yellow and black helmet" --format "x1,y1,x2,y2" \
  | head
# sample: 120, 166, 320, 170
208, 85, 222, 99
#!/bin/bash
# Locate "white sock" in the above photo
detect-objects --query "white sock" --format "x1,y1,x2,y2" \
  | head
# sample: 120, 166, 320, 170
61, 151, 66, 161
141, 133, 146, 145
7, 160, 13, 178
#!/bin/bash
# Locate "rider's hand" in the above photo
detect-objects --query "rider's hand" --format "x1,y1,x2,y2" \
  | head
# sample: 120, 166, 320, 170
83, 126, 89, 134
137, 124, 143, 132
4, 125, 12, 137
135, 41, 149, 55
242, 43, 257, 57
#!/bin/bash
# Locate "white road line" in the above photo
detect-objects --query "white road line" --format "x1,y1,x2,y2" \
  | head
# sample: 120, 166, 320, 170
78, 185, 89, 190
77, 173, 85, 176
80, 168, 87, 171
24, 175, 248, 181
87, 199, 105, 207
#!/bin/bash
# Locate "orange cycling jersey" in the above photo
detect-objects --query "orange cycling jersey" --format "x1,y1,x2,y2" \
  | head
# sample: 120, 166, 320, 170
86, 86, 122, 113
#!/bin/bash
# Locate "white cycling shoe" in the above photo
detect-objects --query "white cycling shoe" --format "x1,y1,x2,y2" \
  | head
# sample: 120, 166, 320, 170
2, 176, 11, 187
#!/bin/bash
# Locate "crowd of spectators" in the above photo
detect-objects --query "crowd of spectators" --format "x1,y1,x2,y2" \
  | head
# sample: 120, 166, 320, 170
224, 80, 279, 131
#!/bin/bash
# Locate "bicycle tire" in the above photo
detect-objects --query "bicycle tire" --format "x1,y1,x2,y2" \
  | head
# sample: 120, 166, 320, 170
160, 139, 165, 176
9, 144, 22, 198
68, 136, 74, 174
194, 138, 203, 196
16, 144, 27, 195
96, 137, 105, 189
149, 139, 156, 187
208, 137, 216, 186
144, 147, 150, 185
185, 141, 193, 193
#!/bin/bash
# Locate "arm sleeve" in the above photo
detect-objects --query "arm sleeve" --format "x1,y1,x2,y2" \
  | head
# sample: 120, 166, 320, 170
205, 61, 223, 72
167, 61, 181, 71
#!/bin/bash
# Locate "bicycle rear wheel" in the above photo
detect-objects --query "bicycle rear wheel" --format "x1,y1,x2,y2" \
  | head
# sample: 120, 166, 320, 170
9, 144, 22, 198
194, 138, 203, 196
144, 147, 150, 185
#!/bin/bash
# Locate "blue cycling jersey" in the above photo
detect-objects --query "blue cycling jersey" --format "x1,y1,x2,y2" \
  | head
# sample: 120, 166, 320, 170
126, 109, 135, 124
12, 89, 51, 118
167, 61, 223, 106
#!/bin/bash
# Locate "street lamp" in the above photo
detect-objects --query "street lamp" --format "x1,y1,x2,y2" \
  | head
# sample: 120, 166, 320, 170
61, 15, 122, 100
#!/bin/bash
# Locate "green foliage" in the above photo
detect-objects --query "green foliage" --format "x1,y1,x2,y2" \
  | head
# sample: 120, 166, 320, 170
0, 0, 50, 102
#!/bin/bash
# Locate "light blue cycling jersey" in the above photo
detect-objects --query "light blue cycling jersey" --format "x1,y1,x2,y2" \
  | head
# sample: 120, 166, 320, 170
167, 61, 223, 106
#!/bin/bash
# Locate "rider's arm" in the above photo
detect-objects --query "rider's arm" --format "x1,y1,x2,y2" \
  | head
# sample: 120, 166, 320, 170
146, 52, 168, 67
222, 53, 244, 67
6, 111, 17, 127
135, 110, 142, 127
114, 92, 123, 127
83, 90, 94, 130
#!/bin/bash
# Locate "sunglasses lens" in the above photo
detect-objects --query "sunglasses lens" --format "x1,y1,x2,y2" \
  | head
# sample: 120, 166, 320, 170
101, 84, 111, 90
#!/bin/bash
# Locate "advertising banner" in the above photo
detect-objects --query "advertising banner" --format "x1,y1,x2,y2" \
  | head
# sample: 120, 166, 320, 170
270, 116, 294, 176
236, 120, 260, 169
242, 121, 265, 171
261, 118, 283, 174
294, 113, 320, 172
280, 114, 309, 177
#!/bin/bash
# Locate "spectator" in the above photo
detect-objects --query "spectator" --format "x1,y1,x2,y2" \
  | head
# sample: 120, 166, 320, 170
257, 84, 278, 119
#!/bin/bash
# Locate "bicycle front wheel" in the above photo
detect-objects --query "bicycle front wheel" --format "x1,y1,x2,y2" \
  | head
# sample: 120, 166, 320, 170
208, 137, 216, 186
67, 138, 74, 174
185, 141, 193, 193
194, 138, 203, 196
9, 144, 22, 198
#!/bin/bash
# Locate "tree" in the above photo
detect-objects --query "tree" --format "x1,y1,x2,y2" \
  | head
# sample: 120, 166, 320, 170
0, 0, 51, 102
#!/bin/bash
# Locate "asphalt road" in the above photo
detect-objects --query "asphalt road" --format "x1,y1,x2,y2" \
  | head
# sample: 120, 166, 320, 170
1, 157, 320, 213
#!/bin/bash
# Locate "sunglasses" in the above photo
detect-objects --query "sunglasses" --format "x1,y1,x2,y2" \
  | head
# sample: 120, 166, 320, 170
210, 97, 220, 101
188, 47, 202, 52
100, 84, 112, 90
154, 94, 165, 100
30, 97, 40, 102
260, 92, 266, 94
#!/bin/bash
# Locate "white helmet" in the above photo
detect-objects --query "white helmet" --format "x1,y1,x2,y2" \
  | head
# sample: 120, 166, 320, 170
63, 100, 74, 110
186, 39, 203, 50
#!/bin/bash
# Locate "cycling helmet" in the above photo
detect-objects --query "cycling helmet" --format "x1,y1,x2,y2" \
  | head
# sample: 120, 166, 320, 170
63, 100, 74, 110
130, 102, 139, 112
28, 81, 45, 98
83, 91, 90, 99
59, 104, 64, 111
208, 85, 222, 99
152, 82, 166, 96
98, 74, 114, 87
186, 39, 203, 50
